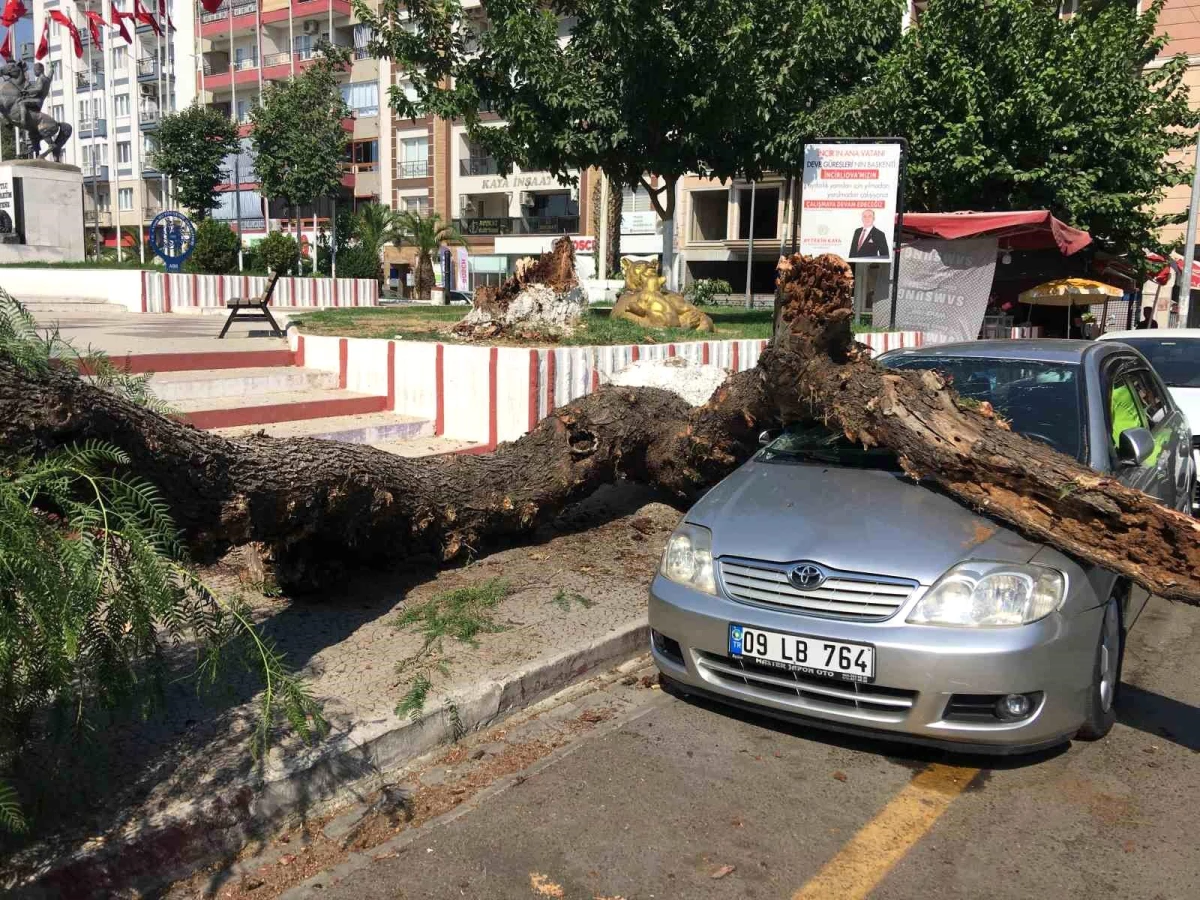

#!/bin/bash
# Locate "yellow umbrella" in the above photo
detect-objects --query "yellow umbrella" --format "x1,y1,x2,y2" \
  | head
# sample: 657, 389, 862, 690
1018, 278, 1124, 306
1018, 278, 1124, 336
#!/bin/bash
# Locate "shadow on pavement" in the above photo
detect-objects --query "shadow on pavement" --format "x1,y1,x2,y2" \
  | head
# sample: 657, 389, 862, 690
1116, 682, 1200, 752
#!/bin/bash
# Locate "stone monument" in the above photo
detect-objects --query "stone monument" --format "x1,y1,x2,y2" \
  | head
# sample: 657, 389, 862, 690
0, 60, 83, 262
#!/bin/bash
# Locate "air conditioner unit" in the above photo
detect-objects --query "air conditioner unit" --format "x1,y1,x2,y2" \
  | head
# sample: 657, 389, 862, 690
139, 84, 155, 97
303, 20, 320, 35
518, 191, 533, 207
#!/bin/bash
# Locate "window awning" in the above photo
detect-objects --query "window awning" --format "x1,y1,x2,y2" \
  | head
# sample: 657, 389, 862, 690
900, 211, 1092, 256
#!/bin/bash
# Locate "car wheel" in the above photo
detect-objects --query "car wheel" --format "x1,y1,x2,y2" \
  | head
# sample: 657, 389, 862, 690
1076, 593, 1124, 741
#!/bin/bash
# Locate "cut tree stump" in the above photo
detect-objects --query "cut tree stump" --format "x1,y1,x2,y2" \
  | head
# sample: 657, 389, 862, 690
3, 251, 1200, 602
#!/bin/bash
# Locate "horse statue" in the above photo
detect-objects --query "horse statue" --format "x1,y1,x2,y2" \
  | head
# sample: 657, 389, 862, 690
0, 61, 71, 162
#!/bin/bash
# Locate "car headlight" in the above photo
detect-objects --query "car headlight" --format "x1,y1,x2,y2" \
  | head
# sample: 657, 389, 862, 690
907, 562, 1065, 627
660, 523, 717, 595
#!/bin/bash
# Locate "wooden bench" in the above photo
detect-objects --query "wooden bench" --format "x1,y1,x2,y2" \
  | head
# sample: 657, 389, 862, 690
218, 270, 284, 339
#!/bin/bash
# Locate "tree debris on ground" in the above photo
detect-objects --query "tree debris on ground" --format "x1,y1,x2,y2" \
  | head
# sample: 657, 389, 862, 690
452, 236, 585, 340
3, 245, 1200, 602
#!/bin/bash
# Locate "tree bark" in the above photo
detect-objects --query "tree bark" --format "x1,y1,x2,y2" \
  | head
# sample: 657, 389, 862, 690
4, 253, 1200, 602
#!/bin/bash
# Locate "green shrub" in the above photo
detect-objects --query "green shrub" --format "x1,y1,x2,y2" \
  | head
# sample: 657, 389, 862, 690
258, 231, 301, 277
334, 243, 382, 281
684, 278, 734, 306
185, 218, 241, 274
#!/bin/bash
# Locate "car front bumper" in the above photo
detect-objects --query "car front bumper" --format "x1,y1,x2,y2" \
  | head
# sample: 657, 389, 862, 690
649, 574, 1102, 754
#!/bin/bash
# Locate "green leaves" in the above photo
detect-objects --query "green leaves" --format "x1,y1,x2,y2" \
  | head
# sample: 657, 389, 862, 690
151, 104, 240, 220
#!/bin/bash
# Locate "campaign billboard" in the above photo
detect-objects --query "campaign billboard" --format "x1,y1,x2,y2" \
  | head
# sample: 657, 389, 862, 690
800, 143, 902, 264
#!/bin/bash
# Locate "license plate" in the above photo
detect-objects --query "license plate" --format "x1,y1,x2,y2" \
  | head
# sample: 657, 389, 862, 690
729, 624, 875, 683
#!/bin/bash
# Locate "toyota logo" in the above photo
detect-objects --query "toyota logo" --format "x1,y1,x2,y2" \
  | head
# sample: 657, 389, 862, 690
789, 564, 827, 591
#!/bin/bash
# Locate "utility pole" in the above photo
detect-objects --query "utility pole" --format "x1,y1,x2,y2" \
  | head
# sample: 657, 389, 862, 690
744, 180, 756, 308
85, 7, 101, 260
1183, 130, 1200, 328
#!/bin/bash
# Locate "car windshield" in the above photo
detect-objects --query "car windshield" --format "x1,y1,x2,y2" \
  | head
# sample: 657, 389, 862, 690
1113, 338, 1200, 388
881, 356, 1086, 461
759, 424, 905, 469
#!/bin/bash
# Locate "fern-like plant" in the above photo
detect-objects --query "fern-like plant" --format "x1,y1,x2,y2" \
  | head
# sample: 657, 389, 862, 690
0, 288, 326, 834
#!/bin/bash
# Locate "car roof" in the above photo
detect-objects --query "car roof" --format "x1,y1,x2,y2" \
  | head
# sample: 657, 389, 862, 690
877, 339, 1100, 365
1098, 328, 1200, 341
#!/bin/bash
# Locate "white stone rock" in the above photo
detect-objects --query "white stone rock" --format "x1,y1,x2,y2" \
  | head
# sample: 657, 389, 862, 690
603, 357, 730, 407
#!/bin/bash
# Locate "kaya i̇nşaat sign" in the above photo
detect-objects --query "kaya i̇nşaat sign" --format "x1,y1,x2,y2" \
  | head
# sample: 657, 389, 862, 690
800, 143, 901, 264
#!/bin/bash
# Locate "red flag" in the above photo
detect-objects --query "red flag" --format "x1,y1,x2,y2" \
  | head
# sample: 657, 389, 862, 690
199, 0, 222, 12
157, 0, 173, 30
49, 10, 83, 58
34, 16, 47, 59
0, 30, 12, 62
110, 5, 134, 45
133, 0, 161, 36
84, 11, 105, 49
0, 0, 25, 28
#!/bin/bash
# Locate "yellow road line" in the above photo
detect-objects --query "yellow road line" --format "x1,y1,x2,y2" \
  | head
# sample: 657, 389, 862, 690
792, 763, 981, 900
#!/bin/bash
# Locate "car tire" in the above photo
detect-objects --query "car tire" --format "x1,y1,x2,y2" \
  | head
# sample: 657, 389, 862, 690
1076, 592, 1124, 741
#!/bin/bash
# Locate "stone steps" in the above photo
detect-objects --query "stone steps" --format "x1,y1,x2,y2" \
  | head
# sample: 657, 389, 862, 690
149, 366, 339, 402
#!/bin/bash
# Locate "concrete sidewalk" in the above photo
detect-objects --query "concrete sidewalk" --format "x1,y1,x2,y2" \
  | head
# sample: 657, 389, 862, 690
1, 485, 675, 898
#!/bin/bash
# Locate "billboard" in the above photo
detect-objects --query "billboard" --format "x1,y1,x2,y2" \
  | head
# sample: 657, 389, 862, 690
894, 238, 999, 343
800, 143, 902, 264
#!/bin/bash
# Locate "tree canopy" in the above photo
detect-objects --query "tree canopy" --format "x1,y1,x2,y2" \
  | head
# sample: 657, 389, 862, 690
249, 43, 351, 216
843, 0, 1198, 260
150, 104, 240, 220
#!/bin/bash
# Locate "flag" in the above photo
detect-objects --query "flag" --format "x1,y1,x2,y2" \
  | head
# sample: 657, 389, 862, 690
111, 4, 134, 44
157, 0, 173, 30
199, 0, 222, 12
49, 10, 82, 58
84, 11, 105, 49
34, 15, 47, 59
133, 0, 161, 36
0, 0, 24, 28
0, 30, 12, 62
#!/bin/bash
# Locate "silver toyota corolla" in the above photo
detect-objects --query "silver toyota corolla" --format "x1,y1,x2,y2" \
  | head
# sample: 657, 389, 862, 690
649, 340, 1192, 753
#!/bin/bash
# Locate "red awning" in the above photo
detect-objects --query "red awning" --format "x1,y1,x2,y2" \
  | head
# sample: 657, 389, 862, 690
900, 210, 1092, 256
1146, 250, 1200, 289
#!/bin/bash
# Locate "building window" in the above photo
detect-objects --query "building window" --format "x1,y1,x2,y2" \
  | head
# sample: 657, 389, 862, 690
736, 186, 778, 240
236, 99, 253, 123
341, 81, 379, 116
114, 94, 130, 118
78, 100, 88, 124
353, 23, 374, 59
691, 190, 729, 242
526, 191, 576, 218
118, 188, 133, 211
113, 46, 127, 69
95, 191, 110, 211
621, 184, 659, 235
398, 136, 429, 177
117, 141, 131, 164
402, 196, 428, 214
235, 44, 257, 70
51, 104, 63, 122
349, 140, 377, 169
49, 61, 60, 83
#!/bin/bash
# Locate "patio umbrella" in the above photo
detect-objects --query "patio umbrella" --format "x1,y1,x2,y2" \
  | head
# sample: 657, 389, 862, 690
1018, 278, 1124, 335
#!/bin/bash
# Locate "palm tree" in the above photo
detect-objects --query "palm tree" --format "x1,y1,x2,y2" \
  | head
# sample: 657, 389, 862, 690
352, 202, 404, 262
395, 211, 464, 303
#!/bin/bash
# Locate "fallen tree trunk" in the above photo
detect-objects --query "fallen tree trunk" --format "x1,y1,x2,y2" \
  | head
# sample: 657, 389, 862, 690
2, 253, 1200, 602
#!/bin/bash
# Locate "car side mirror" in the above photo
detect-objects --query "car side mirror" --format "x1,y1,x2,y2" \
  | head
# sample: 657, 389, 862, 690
1117, 427, 1154, 467
758, 428, 781, 447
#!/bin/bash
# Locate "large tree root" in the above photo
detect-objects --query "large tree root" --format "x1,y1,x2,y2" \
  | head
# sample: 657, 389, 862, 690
3, 252, 1200, 601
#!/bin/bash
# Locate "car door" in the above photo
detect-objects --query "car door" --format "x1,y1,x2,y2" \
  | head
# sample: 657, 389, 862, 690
1124, 365, 1192, 512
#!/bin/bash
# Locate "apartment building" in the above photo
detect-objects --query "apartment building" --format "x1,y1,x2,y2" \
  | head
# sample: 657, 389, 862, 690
34, 0, 194, 253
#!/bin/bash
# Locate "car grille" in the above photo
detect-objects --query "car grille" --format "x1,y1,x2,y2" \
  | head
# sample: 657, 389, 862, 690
695, 651, 917, 719
718, 559, 917, 621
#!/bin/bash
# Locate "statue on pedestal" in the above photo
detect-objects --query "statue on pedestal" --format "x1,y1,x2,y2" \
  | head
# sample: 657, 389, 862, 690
0, 61, 71, 162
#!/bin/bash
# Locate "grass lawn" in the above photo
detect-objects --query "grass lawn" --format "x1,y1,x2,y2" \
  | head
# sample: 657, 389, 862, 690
294, 304, 778, 346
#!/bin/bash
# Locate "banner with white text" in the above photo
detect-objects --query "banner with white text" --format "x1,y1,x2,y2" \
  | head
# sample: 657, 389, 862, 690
800, 143, 901, 264
894, 238, 999, 343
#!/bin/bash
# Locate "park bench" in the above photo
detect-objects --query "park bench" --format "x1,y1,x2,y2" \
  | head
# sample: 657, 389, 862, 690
218, 270, 284, 339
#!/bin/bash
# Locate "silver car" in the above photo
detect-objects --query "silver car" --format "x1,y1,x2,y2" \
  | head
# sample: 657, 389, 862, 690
649, 341, 1193, 753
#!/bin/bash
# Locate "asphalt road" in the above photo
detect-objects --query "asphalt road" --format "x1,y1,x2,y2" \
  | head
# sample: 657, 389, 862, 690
283, 595, 1200, 900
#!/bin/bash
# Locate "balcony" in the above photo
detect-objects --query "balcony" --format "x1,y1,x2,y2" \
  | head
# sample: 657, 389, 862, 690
143, 206, 164, 221
137, 57, 171, 80
139, 109, 161, 130
79, 118, 107, 139
234, 55, 259, 71
459, 156, 499, 176
262, 51, 290, 68
82, 164, 109, 182
84, 210, 112, 227
75, 70, 104, 91
354, 47, 369, 60
396, 159, 431, 179
200, 0, 256, 24
453, 215, 580, 237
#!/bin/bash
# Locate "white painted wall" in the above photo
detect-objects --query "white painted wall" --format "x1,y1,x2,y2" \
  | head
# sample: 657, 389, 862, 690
0, 267, 143, 309
441, 344, 491, 441
346, 338, 390, 397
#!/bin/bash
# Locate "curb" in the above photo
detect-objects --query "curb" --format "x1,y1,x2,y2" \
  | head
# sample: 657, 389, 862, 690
8, 618, 651, 899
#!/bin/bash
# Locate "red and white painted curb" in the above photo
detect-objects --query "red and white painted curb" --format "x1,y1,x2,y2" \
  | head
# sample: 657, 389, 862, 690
140, 272, 377, 314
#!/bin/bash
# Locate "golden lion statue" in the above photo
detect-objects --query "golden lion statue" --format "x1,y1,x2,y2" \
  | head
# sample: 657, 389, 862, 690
612, 259, 714, 332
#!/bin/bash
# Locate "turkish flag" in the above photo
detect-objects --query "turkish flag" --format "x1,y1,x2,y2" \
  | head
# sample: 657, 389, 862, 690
111, 5, 134, 45
84, 11, 105, 49
199, 0, 222, 12
0, 30, 12, 62
0, 0, 25, 28
34, 16, 47, 60
49, 10, 83, 58
133, 0, 161, 36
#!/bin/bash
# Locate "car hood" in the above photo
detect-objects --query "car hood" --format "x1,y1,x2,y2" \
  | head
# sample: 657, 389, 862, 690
686, 459, 1040, 586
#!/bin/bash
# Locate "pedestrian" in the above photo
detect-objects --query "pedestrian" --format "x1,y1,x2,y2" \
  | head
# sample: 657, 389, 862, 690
1135, 306, 1158, 330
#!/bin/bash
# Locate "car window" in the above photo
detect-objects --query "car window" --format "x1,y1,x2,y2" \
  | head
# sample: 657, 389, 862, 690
1112, 338, 1200, 388
880, 356, 1085, 461
1127, 369, 1170, 428
1103, 364, 1166, 467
